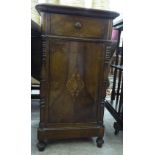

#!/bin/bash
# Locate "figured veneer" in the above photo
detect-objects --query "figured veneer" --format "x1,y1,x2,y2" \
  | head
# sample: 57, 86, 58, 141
35, 4, 119, 151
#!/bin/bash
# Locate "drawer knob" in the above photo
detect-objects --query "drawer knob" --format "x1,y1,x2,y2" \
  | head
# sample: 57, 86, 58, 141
74, 22, 82, 29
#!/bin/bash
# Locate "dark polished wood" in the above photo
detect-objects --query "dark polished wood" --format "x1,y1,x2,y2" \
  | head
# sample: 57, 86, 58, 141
96, 137, 104, 148
36, 3, 119, 19
35, 4, 119, 151
42, 13, 112, 39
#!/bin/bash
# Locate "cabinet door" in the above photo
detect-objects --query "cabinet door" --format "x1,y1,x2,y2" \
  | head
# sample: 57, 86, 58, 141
47, 39, 106, 124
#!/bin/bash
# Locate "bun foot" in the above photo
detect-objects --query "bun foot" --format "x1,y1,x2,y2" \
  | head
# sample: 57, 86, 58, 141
37, 141, 46, 151
96, 137, 104, 148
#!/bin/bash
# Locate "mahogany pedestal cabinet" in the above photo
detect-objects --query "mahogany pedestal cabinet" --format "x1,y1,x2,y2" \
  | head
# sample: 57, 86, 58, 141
35, 4, 119, 151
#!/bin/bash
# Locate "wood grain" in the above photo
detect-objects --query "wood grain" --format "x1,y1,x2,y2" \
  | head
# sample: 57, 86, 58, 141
35, 4, 119, 150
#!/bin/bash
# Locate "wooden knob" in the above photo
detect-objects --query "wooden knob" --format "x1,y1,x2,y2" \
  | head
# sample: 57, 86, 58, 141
74, 22, 82, 29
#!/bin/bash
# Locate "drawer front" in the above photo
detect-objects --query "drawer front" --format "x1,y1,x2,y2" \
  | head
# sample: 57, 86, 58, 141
43, 14, 112, 39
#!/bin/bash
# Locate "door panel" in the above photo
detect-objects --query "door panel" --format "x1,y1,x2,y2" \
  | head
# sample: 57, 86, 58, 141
48, 39, 105, 123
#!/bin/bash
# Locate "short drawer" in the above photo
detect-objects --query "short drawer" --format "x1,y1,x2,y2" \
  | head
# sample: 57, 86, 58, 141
44, 14, 112, 39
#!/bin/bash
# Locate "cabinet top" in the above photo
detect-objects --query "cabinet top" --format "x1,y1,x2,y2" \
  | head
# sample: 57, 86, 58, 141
36, 4, 119, 19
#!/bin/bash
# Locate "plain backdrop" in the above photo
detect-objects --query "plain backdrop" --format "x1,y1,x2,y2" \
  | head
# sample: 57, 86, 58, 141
0, 0, 155, 155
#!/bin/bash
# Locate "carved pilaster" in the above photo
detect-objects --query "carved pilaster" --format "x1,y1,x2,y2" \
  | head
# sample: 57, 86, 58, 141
40, 36, 47, 96
40, 98, 45, 108
42, 37, 47, 64
105, 45, 112, 63
105, 42, 117, 64
102, 79, 109, 99
39, 36, 48, 126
